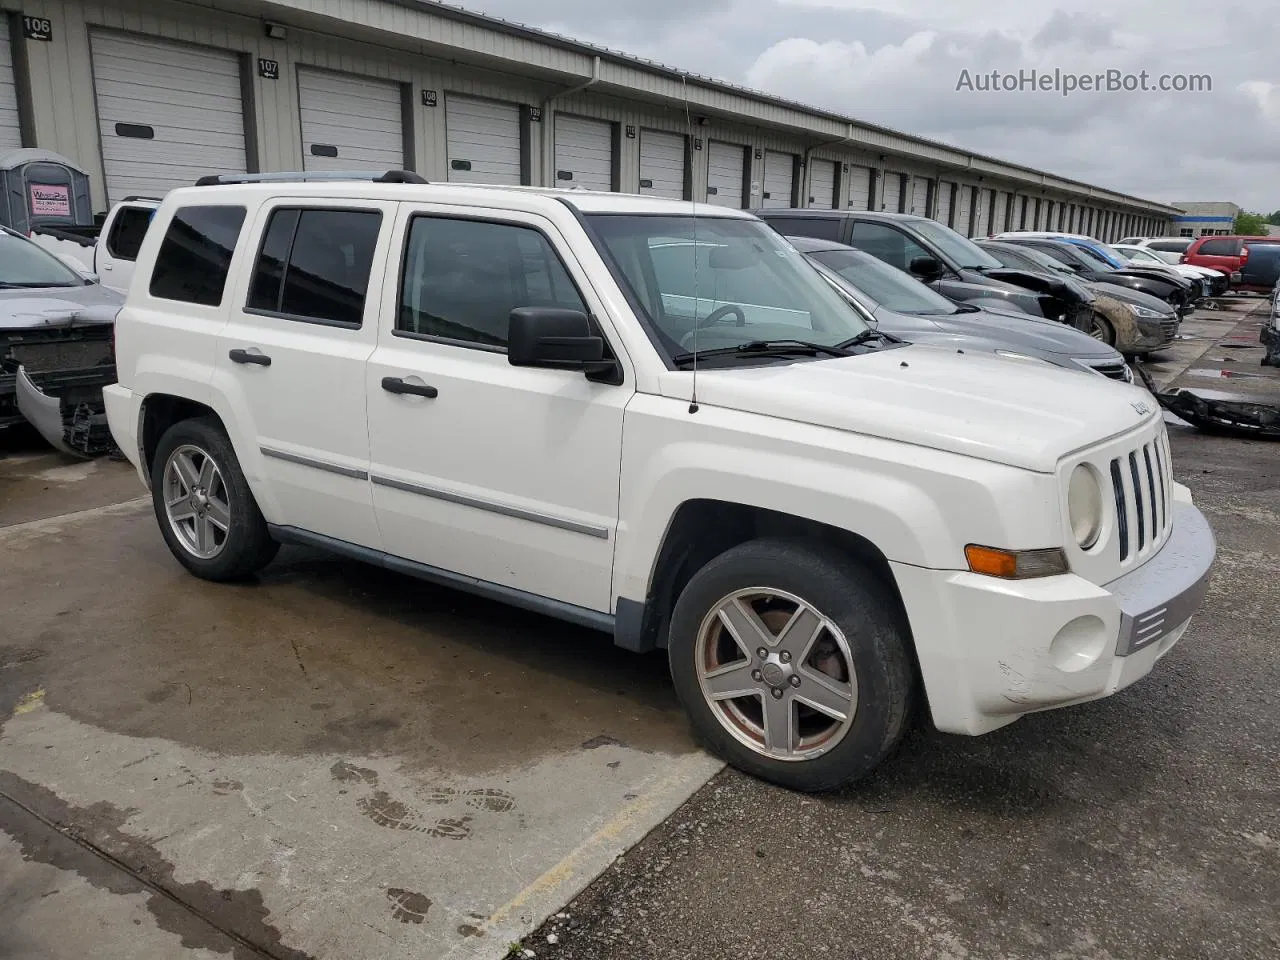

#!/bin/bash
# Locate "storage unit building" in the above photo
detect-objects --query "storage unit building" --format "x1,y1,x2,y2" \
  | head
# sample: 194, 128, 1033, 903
936, 181, 954, 224
444, 95, 523, 185
89, 31, 247, 201
880, 171, 905, 213
298, 67, 404, 172
908, 177, 929, 216
554, 114, 614, 191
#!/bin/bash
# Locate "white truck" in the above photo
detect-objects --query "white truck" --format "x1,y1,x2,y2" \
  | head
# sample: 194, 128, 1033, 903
30, 198, 159, 293
103, 172, 1216, 791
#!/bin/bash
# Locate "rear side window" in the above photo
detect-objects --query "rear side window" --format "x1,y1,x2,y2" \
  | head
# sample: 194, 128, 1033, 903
397, 216, 586, 348
1147, 239, 1190, 253
761, 216, 843, 241
246, 208, 382, 327
1197, 238, 1238, 256
105, 206, 154, 262
149, 205, 247, 306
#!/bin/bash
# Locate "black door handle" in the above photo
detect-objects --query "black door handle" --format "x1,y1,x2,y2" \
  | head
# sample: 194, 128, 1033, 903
381, 376, 438, 399
229, 348, 271, 366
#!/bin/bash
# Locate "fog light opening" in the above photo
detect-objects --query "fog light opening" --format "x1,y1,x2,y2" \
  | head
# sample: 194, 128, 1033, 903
1049, 615, 1108, 673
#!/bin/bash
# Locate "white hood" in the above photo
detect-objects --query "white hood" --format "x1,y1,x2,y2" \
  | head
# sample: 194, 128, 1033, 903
664, 345, 1158, 473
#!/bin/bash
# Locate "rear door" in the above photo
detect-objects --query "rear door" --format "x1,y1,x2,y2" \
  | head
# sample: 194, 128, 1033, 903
214, 198, 395, 548
96, 201, 158, 294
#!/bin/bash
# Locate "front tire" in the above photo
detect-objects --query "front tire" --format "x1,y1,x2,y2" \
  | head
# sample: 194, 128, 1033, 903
667, 539, 916, 792
1088, 312, 1116, 346
150, 417, 278, 581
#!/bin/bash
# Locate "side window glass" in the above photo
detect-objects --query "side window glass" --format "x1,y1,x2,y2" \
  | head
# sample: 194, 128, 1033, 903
106, 206, 154, 261
398, 217, 586, 348
849, 222, 928, 271
246, 208, 382, 327
149, 205, 247, 306
1198, 238, 1235, 256
761, 217, 841, 241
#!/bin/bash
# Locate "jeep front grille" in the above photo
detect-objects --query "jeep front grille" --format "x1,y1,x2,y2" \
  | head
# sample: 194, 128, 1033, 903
1109, 430, 1173, 564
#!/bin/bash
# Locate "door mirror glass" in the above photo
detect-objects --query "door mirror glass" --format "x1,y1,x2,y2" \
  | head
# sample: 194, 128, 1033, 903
908, 255, 945, 280
508, 307, 608, 370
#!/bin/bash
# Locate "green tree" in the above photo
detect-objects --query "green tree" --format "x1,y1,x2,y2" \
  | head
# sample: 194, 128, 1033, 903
1267, 210, 1280, 226
1234, 211, 1269, 235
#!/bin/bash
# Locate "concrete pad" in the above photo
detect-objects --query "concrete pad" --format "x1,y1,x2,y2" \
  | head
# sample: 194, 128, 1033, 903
0, 502, 723, 959
0, 447, 143, 527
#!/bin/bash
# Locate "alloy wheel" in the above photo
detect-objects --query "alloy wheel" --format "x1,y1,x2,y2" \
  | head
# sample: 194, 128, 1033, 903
162, 444, 231, 560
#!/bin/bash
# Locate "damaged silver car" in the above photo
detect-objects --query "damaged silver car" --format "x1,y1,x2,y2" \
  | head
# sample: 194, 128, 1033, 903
0, 226, 122, 456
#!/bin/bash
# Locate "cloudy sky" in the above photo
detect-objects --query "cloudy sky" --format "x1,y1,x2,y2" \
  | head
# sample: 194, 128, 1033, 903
459, 0, 1278, 212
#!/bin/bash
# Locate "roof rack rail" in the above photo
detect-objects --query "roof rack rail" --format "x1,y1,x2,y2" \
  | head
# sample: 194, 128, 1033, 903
121, 195, 162, 202
193, 170, 428, 187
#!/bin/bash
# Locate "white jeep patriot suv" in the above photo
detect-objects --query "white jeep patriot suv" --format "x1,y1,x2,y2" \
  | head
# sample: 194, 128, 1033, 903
104, 171, 1216, 791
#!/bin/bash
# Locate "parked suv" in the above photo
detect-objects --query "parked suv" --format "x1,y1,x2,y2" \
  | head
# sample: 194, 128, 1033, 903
105, 173, 1216, 791
1182, 235, 1280, 279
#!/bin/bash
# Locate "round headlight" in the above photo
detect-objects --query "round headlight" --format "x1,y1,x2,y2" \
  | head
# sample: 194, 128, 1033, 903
1068, 464, 1104, 550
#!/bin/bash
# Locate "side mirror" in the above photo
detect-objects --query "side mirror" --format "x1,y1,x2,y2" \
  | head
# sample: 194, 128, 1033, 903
508, 307, 617, 379
909, 255, 945, 280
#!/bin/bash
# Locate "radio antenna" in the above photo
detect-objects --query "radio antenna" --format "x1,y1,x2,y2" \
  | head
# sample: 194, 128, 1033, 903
684, 74, 700, 414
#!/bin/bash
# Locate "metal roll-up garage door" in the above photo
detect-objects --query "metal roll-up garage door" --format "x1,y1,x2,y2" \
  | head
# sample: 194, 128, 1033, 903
706, 140, 745, 207
0, 19, 22, 152
806, 159, 837, 209
299, 68, 403, 173
761, 150, 795, 208
972, 188, 990, 237
909, 177, 929, 216
639, 129, 685, 199
955, 186, 974, 236
90, 31, 246, 201
880, 172, 904, 213
936, 182, 953, 223
445, 95, 522, 185
846, 165, 872, 210
555, 115, 613, 191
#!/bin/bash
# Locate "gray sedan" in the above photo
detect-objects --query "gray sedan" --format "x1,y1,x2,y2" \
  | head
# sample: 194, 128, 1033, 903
1, 226, 123, 455
787, 236, 1133, 383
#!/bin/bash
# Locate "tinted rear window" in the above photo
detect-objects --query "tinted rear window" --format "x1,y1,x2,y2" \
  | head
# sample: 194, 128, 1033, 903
149, 205, 247, 306
1197, 238, 1239, 256
761, 216, 843, 242
106, 205, 154, 262
246, 207, 383, 327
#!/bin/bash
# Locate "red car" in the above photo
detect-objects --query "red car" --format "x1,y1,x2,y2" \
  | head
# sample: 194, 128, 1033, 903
1182, 235, 1280, 281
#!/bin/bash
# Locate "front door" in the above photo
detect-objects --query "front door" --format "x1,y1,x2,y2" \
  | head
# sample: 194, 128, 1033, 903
214, 198, 395, 549
365, 205, 630, 614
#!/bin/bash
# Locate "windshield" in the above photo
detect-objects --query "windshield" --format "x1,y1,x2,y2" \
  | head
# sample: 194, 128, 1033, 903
585, 215, 870, 356
982, 243, 1073, 276
1075, 243, 1126, 269
0, 231, 86, 287
808, 248, 957, 316
910, 219, 1003, 270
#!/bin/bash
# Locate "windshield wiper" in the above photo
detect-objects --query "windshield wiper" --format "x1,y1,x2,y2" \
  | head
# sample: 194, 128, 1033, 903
672, 339, 851, 366
836, 328, 897, 349
0, 281, 79, 289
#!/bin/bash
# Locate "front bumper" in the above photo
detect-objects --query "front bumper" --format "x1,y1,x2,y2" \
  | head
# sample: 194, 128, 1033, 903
891, 491, 1215, 736
1132, 314, 1179, 351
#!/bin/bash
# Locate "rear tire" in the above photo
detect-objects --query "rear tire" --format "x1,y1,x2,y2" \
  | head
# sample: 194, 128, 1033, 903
667, 538, 916, 792
150, 417, 278, 581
